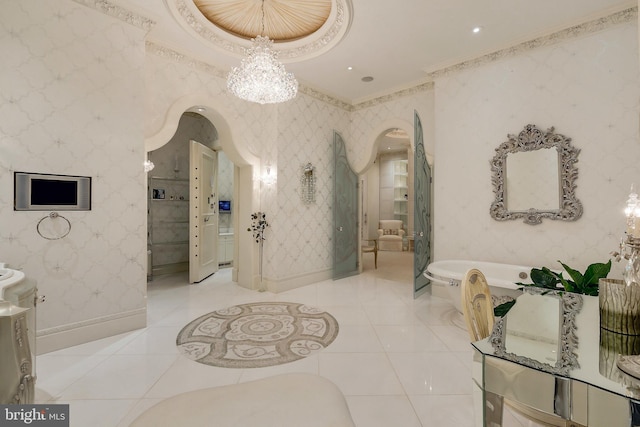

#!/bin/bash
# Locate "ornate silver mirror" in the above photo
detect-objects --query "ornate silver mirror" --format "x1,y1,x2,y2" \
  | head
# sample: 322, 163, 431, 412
490, 124, 582, 225
490, 288, 583, 375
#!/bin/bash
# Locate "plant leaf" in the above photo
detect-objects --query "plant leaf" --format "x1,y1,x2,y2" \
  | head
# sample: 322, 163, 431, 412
494, 300, 516, 317
530, 268, 559, 289
558, 261, 584, 286
581, 260, 612, 285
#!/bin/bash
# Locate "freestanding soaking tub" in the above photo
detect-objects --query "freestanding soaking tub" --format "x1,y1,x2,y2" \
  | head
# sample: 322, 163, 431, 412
424, 260, 535, 312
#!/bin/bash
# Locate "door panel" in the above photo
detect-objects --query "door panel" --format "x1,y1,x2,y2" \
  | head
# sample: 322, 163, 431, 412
414, 111, 432, 297
333, 131, 358, 280
190, 140, 219, 283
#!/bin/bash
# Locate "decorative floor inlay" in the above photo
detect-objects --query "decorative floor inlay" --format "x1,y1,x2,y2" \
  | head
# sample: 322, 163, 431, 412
176, 302, 339, 368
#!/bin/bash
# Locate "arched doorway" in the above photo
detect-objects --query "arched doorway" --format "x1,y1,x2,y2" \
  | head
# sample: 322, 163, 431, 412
145, 98, 259, 290
359, 125, 413, 283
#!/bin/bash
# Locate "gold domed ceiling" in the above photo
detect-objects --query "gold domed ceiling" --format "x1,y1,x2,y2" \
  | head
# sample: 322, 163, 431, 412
168, 0, 350, 62
193, 0, 332, 42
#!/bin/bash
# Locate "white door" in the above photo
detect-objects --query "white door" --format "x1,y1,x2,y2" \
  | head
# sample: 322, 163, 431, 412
189, 140, 219, 283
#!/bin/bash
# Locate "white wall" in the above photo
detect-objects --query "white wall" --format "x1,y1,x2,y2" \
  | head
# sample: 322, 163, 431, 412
265, 94, 350, 289
432, 20, 640, 276
3, 0, 635, 352
0, 0, 148, 352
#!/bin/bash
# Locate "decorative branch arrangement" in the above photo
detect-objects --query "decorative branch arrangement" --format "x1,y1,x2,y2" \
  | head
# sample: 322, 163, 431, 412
247, 211, 269, 291
248, 211, 269, 243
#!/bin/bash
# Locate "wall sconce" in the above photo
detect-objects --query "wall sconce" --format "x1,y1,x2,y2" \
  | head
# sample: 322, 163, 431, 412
300, 163, 316, 204
143, 158, 155, 173
261, 164, 276, 186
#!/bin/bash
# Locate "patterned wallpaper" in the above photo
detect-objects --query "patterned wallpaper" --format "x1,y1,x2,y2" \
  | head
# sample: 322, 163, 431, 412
0, 0, 147, 345
265, 94, 349, 280
432, 20, 640, 276
3, 0, 639, 351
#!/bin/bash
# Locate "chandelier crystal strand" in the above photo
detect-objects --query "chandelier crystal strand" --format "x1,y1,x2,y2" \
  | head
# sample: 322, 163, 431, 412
227, 35, 298, 104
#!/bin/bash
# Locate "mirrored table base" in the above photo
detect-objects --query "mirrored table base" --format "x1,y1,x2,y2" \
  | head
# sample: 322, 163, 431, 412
474, 349, 640, 427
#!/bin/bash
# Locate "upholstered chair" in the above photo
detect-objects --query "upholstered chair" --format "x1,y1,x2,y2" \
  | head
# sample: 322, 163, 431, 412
377, 220, 405, 251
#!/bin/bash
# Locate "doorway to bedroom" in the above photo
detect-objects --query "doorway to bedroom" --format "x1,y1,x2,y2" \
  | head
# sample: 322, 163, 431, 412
361, 128, 413, 281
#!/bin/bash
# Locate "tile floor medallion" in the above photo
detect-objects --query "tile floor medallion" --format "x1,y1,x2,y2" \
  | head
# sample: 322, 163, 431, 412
176, 302, 339, 368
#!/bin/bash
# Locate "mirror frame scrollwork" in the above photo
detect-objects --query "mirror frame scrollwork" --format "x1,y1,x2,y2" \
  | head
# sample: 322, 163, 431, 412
490, 124, 583, 225
489, 288, 584, 376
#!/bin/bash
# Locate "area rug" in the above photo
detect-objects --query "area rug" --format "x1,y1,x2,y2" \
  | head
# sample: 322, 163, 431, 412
176, 302, 339, 368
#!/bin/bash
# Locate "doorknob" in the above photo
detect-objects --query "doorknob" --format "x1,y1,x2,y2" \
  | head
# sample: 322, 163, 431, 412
418, 231, 424, 237
337, 226, 343, 232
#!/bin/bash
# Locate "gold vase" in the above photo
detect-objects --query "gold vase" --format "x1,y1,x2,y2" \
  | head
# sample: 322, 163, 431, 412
599, 278, 640, 335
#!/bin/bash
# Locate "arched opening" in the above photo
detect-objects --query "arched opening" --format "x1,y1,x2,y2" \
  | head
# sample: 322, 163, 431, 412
358, 120, 414, 283
145, 97, 259, 290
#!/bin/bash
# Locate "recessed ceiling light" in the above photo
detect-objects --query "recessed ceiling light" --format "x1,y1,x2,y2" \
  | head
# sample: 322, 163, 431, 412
347, 66, 353, 71
472, 26, 482, 34
361, 76, 374, 82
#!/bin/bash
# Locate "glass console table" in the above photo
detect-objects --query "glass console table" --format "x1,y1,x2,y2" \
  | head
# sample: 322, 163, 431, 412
472, 290, 640, 427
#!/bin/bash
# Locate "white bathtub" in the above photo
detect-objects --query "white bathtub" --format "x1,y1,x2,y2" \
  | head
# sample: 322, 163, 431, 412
424, 260, 535, 312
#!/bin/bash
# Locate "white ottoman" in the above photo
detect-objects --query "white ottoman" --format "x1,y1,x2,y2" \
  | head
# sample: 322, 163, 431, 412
130, 373, 355, 427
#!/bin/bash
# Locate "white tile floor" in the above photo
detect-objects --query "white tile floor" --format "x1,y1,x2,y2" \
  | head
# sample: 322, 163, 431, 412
34, 254, 538, 427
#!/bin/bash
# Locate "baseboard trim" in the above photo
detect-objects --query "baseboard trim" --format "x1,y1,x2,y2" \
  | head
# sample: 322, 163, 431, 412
263, 269, 333, 293
36, 308, 147, 355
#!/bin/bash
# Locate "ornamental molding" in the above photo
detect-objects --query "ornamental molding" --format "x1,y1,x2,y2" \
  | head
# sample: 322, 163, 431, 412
169, 0, 351, 62
351, 83, 435, 111
146, 41, 354, 110
71, 0, 155, 31
145, 41, 228, 80
428, 6, 637, 80
93, 4, 634, 111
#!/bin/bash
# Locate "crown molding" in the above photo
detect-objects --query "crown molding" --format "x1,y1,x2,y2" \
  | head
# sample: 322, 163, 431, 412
72, 0, 155, 31
427, 6, 637, 80
94, 4, 637, 112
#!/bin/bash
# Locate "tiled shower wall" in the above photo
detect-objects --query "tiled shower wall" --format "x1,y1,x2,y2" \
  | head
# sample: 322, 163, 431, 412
0, 0, 148, 350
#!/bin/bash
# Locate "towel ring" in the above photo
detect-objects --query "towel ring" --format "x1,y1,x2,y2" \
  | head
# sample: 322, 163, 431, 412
37, 212, 71, 240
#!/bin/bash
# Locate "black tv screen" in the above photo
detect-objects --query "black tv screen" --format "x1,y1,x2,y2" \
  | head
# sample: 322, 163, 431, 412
14, 172, 91, 211
31, 179, 78, 205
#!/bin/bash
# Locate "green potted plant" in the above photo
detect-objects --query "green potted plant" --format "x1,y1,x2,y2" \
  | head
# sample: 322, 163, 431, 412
494, 259, 612, 317
517, 260, 611, 296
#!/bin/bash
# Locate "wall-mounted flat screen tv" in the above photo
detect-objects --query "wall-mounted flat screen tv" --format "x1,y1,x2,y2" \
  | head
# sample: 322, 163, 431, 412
14, 172, 91, 211
219, 200, 231, 213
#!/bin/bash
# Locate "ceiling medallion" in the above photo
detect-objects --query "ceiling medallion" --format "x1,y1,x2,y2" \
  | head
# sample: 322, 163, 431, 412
169, 0, 352, 62
194, 0, 331, 42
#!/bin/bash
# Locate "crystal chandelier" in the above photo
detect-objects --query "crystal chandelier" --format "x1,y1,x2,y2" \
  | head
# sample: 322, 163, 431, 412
227, 35, 297, 104
226, 1, 298, 104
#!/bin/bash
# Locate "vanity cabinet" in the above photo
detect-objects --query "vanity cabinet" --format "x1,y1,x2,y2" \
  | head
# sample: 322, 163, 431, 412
218, 233, 234, 266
